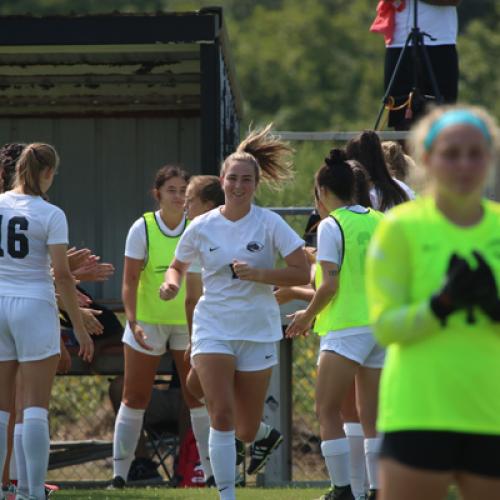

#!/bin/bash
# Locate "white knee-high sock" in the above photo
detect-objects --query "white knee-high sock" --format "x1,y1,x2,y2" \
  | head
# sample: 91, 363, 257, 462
364, 437, 382, 490
321, 438, 351, 488
190, 406, 213, 479
14, 423, 28, 495
344, 423, 366, 497
253, 421, 271, 442
113, 403, 144, 480
209, 428, 236, 500
0, 410, 9, 484
9, 435, 17, 481
22, 407, 49, 500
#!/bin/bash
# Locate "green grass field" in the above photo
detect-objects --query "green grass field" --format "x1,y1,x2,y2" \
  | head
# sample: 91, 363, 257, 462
52, 488, 327, 499
51, 487, 461, 499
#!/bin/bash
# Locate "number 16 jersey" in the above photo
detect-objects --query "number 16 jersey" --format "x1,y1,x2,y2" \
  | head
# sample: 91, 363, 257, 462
0, 192, 68, 305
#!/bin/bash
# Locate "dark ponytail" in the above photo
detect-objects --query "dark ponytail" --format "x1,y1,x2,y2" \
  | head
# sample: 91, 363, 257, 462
0, 143, 26, 191
350, 161, 373, 208
346, 130, 408, 211
315, 148, 356, 202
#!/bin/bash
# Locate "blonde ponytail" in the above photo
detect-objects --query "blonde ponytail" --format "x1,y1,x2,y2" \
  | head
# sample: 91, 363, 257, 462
221, 124, 294, 188
14, 143, 59, 196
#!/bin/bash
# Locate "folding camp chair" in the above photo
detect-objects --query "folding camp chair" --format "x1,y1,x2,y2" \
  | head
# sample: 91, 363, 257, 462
142, 380, 182, 483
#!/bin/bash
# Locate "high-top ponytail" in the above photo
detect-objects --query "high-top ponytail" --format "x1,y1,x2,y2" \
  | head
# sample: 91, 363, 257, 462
221, 124, 294, 188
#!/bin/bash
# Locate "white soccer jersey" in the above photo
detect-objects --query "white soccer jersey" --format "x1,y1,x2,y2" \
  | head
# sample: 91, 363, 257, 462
0, 192, 68, 304
370, 178, 415, 212
175, 205, 304, 342
124, 211, 187, 260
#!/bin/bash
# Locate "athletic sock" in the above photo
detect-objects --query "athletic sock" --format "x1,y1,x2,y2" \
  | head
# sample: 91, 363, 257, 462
253, 421, 271, 442
14, 423, 28, 496
0, 411, 9, 483
22, 407, 49, 500
344, 422, 366, 498
9, 431, 17, 481
364, 437, 382, 490
112, 404, 145, 480
321, 438, 351, 488
190, 406, 213, 478
209, 428, 236, 500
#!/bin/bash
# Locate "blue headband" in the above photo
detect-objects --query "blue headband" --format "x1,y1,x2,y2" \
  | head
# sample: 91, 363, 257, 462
424, 109, 491, 151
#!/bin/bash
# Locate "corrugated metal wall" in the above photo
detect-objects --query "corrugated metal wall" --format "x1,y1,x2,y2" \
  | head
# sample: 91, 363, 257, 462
0, 116, 201, 301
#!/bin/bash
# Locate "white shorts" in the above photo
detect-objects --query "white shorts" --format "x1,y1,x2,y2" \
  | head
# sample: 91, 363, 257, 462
122, 320, 189, 355
319, 332, 385, 368
0, 296, 60, 362
191, 338, 278, 372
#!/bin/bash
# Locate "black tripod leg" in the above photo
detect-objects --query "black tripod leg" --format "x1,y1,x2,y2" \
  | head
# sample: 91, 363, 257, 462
418, 43, 443, 104
374, 33, 412, 130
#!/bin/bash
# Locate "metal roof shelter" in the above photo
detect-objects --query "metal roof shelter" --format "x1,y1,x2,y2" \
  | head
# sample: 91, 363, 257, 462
0, 9, 242, 301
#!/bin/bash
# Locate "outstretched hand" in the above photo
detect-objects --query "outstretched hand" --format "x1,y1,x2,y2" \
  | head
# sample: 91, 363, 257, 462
285, 309, 313, 338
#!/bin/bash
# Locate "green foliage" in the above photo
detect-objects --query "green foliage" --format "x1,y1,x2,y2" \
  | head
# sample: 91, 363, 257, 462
0, 0, 498, 204
50, 376, 112, 437
459, 18, 500, 120
228, 0, 384, 131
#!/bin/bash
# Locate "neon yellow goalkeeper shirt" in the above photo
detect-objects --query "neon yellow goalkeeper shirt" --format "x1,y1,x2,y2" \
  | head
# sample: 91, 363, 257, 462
366, 197, 500, 435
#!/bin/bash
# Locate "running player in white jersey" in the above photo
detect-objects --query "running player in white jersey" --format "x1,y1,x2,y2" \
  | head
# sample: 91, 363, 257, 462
184, 176, 282, 484
160, 125, 309, 500
0, 143, 93, 500
111, 165, 203, 488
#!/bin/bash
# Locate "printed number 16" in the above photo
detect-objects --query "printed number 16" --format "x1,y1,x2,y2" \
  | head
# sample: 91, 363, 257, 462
0, 215, 29, 259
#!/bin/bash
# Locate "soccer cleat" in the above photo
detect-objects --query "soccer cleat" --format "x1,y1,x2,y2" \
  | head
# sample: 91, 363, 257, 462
127, 457, 162, 484
235, 470, 246, 488
318, 485, 355, 500
247, 427, 283, 475
1, 484, 12, 500
235, 438, 245, 466
107, 476, 126, 489
44, 483, 59, 497
205, 475, 216, 487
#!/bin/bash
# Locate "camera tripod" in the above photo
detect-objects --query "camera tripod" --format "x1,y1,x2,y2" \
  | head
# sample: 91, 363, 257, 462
374, 0, 443, 130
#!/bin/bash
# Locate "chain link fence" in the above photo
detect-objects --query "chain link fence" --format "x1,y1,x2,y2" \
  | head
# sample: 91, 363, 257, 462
48, 375, 115, 482
291, 334, 327, 482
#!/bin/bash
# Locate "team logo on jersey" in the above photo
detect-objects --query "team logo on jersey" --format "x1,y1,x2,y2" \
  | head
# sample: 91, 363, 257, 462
246, 241, 264, 252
